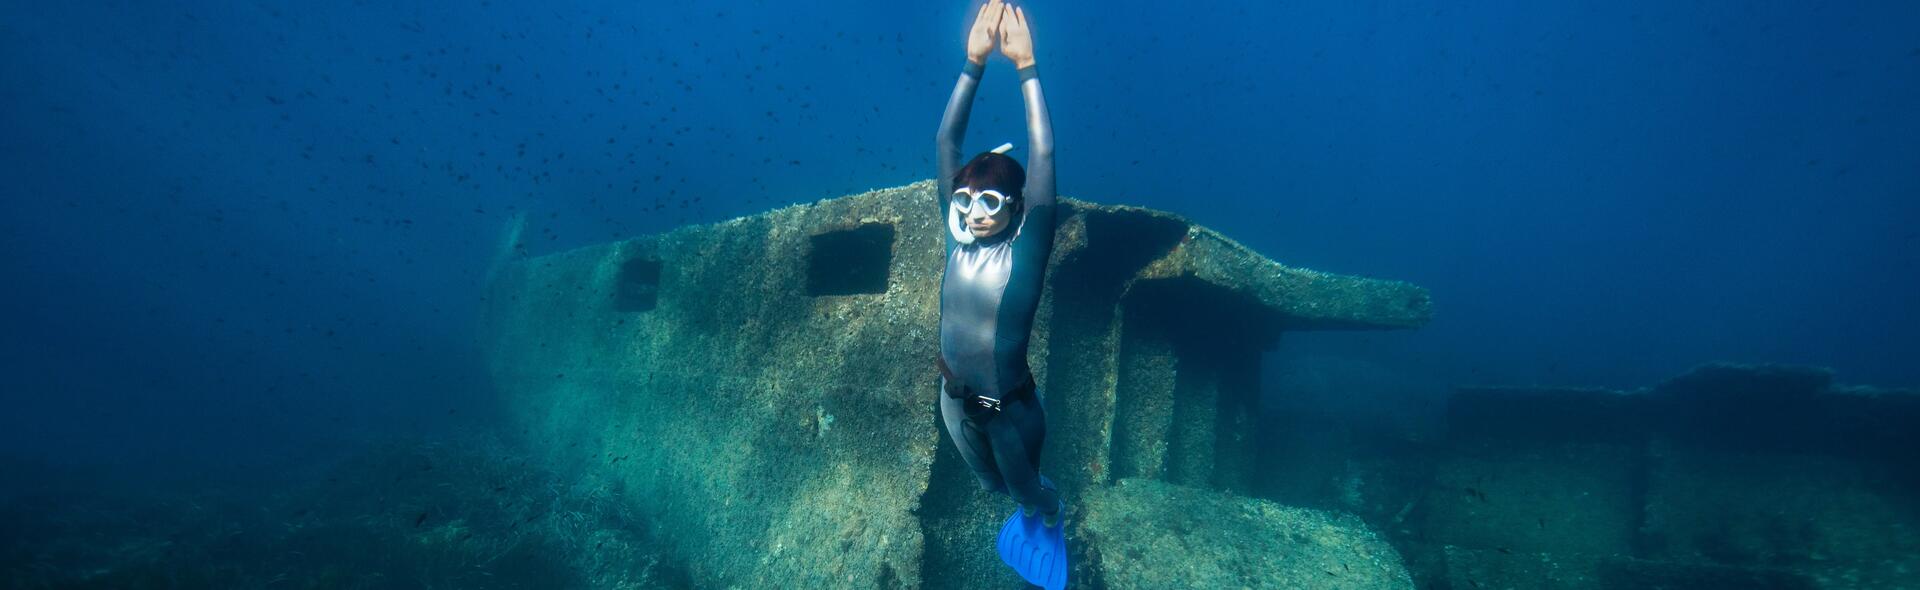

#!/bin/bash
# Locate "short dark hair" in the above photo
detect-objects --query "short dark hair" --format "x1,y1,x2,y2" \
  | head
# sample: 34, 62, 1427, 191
953, 151, 1026, 203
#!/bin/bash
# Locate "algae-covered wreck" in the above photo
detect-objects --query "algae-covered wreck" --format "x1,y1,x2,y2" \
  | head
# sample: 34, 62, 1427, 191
480, 180, 1431, 589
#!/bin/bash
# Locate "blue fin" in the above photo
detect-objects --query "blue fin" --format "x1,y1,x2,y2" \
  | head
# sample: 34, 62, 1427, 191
996, 503, 1067, 590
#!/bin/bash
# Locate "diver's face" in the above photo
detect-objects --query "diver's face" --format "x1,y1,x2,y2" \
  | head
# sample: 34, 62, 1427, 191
954, 187, 1017, 239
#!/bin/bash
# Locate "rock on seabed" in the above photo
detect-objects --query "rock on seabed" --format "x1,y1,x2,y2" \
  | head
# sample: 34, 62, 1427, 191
1079, 478, 1414, 589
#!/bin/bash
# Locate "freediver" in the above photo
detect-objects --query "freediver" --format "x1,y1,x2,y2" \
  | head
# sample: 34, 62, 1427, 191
933, 1, 1066, 588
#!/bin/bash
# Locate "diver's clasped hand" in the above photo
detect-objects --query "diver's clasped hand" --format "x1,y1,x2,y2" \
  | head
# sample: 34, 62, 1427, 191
965, 0, 1037, 69
996, 3, 1036, 69
966, 0, 1005, 66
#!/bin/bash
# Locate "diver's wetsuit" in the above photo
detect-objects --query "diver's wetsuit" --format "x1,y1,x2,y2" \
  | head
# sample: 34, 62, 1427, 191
936, 59, 1059, 517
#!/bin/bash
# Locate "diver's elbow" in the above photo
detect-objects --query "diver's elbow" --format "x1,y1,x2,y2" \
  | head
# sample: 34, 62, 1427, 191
1027, 129, 1054, 156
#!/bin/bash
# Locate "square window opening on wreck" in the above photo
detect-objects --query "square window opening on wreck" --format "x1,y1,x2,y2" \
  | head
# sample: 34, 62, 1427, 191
806, 222, 895, 296
614, 256, 663, 312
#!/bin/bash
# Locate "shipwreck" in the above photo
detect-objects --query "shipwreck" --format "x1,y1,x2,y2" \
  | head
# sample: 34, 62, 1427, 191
480, 180, 1432, 588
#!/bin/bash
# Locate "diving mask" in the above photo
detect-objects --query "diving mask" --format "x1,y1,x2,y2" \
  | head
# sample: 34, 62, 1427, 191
951, 187, 1016, 216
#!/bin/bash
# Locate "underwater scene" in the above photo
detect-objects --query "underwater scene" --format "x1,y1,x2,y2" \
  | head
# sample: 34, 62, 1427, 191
2, 1, 1917, 589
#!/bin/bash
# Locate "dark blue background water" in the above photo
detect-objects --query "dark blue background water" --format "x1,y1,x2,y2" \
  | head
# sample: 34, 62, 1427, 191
3, 1, 1916, 482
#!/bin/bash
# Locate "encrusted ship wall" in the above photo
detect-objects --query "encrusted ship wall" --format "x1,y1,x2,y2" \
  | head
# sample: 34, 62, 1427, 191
481, 180, 1432, 589
1259, 363, 1920, 590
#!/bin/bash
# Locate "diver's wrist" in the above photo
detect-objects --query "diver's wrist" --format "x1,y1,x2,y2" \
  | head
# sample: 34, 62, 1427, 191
963, 57, 986, 78
1017, 62, 1039, 81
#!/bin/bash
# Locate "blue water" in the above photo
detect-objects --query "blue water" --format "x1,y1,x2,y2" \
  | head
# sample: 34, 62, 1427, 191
1, 1, 1916, 586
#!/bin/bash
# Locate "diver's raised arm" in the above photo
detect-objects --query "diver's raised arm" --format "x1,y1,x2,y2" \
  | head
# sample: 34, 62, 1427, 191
934, 65, 982, 210
937, 0, 1006, 217
1000, 5, 1053, 212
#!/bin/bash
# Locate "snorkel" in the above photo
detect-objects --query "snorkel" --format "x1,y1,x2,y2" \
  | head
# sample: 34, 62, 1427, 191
949, 142, 1018, 245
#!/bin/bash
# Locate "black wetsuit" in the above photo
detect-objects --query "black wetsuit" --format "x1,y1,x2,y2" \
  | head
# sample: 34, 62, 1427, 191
936, 59, 1060, 516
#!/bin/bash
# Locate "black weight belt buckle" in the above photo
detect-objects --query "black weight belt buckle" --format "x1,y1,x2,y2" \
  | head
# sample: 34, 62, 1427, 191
937, 355, 1028, 418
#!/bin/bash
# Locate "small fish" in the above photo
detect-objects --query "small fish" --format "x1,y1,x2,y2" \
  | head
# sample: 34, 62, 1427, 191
1497, 547, 1512, 555
1538, 517, 1546, 529
413, 511, 429, 527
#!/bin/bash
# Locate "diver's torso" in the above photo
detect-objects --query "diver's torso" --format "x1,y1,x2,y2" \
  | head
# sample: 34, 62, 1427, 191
939, 232, 1037, 398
